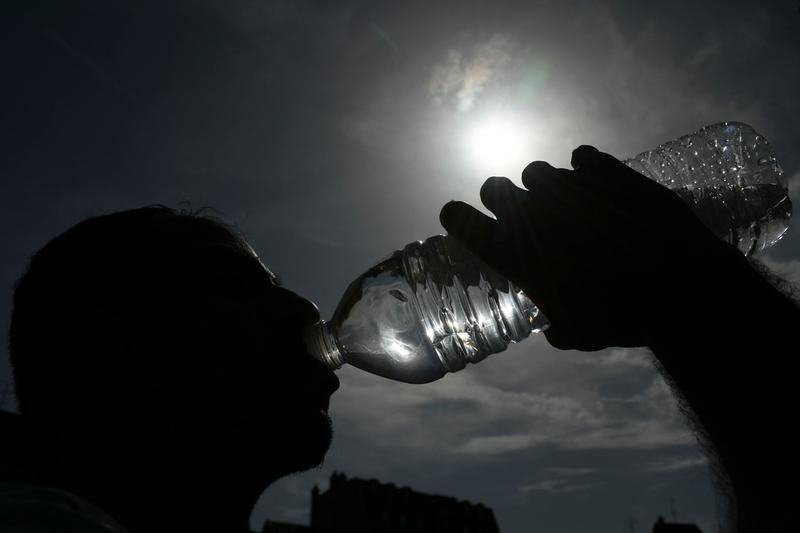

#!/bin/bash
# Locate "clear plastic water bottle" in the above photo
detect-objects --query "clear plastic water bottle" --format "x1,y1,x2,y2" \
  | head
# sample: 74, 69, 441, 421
306, 121, 791, 383
305, 235, 548, 383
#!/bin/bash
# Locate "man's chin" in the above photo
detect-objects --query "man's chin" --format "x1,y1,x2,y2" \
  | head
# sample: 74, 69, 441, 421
274, 410, 334, 474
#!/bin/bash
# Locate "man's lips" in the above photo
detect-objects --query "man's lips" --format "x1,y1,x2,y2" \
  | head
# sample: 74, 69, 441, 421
296, 349, 339, 412
324, 367, 341, 395
319, 371, 339, 412
305, 350, 340, 394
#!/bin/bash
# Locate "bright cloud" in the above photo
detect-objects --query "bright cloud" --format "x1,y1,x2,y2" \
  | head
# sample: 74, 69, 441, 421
429, 34, 512, 111
331, 343, 697, 458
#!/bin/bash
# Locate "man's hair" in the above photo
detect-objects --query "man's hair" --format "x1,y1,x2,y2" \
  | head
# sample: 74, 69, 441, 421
8, 205, 235, 440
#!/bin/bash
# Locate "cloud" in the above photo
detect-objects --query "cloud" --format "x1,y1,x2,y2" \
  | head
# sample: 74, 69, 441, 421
517, 479, 604, 495
646, 456, 709, 473
457, 434, 547, 455
576, 348, 652, 369
546, 467, 597, 476
331, 345, 697, 460
562, 420, 696, 451
759, 257, 800, 289
429, 34, 512, 111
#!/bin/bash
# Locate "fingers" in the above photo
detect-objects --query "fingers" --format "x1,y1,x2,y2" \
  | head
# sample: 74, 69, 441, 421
571, 144, 648, 186
479, 176, 527, 219
570, 145, 600, 170
522, 161, 591, 219
572, 145, 629, 174
569, 144, 681, 208
521, 161, 570, 191
439, 200, 503, 259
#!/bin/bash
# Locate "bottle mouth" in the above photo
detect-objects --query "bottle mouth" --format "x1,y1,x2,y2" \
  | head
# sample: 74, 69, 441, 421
304, 322, 344, 370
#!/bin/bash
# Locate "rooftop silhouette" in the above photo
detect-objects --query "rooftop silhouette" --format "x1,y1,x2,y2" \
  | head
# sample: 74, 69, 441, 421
652, 515, 703, 533
262, 471, 500, 533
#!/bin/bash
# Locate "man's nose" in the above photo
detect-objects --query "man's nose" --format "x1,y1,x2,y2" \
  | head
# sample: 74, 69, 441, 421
280, 289, 321, 327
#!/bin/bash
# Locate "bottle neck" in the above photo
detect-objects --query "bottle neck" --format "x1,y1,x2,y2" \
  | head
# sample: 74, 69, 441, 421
304, 321, 344, 370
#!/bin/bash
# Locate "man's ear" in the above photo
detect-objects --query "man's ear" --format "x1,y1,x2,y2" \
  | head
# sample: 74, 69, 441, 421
29, 304, 126, 381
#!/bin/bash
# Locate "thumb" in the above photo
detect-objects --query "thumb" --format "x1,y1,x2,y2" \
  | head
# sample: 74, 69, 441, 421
439, 201, 503, 261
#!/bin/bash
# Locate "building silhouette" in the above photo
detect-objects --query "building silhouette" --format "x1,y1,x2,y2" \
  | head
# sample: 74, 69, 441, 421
263, 471, 500, 533
652, 515, 703, 533
262, 520, 310, 533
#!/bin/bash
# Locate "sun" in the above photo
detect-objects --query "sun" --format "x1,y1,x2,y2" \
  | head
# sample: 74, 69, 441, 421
464, 113, 530, 177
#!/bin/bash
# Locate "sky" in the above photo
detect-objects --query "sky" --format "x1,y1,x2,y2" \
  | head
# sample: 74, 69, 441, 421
2, 1, 800, 532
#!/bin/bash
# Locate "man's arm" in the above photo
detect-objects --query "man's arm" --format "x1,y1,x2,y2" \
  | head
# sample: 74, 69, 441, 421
440, 145, 799, 532
645, 248, 799, 533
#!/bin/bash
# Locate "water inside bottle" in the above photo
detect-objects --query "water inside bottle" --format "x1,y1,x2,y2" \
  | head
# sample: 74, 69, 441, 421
323, 236, 546, 383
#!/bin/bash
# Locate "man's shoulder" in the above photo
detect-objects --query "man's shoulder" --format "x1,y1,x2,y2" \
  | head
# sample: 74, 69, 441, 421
0, 482, 129, 533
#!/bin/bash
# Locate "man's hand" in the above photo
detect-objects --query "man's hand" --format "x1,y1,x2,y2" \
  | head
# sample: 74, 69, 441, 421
440, 145, 736, 351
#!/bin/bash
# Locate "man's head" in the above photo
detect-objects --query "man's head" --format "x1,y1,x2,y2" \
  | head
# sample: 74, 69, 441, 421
8, 206, 339, 497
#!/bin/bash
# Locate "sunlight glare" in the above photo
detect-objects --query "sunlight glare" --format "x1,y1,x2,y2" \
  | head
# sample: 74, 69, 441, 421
465, 113, 530, 177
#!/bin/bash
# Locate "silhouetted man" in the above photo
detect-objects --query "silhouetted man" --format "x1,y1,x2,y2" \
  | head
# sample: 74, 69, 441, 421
4, 147, 799, 533
6, 207, 339, 532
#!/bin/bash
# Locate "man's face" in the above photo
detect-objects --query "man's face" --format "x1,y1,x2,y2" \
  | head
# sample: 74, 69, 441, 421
124, 217, 340, 478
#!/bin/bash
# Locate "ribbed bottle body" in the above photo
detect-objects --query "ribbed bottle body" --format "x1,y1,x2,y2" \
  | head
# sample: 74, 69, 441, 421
623, 121, 791, 255
309, 235, 545, 383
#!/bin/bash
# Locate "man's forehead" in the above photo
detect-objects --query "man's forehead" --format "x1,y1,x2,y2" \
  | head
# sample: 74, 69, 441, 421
199, 241, 279, 282
137, 215, 279, 282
